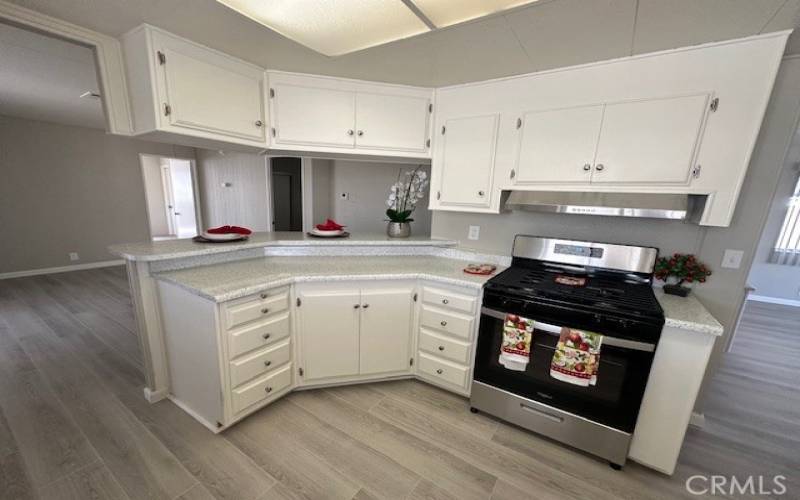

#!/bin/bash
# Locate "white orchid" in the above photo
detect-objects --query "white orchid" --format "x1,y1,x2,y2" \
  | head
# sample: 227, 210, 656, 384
386, 166, 429, 223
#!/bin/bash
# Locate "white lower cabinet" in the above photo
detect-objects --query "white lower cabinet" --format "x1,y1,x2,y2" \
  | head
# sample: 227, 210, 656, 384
295, 282, 414, 384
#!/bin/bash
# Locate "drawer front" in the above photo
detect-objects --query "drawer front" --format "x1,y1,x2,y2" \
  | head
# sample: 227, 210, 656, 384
232, 363, 292, 414
230, 340, 291, 387
225, 291, 289, 330
229, 312, 290, 359
420, 306, 474, 340
419, 328, 471, 364
422, 286, 476, 314
417, 353, 469, 388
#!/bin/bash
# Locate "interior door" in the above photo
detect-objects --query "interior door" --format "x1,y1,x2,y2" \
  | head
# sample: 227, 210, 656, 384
355, 92, 429, 152
436, 114, 499, 207
160, 43, 265, 142
166, 159, 198, 238
297, 289, 360, 382
271, 83, 356, 148
515, 105, 604, 184
359, 287, 414, 375
591, 94, 710, 185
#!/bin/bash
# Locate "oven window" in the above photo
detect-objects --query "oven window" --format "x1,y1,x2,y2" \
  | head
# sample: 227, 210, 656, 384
474, 312, 655, 432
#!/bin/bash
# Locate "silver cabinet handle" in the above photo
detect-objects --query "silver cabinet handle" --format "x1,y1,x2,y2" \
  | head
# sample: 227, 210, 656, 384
595, 164, 605, 171
265, 386, 273, 393
262, 333, 271, 340
440, 320, 447, 327
354, 304, 361, 309
261, 307, 270, 314
357, 130, 364, 136
583, 164, 591, 171
438, 346, 445, 351
442, 299, 449, 305
436, 369, 443, 374
255, 120, 263, 127
478, 191, 485, 197
347, 129, 354, 136
260, 292, 268, 299
264, 360, 272, 367
510, 169, 516, 179
362, 304, 369, 309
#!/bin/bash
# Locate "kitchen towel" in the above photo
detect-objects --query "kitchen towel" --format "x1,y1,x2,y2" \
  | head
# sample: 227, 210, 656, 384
499, 314, 534, 371
550, 327, 603, 386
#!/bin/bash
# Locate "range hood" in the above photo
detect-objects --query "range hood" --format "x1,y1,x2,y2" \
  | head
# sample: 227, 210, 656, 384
504, 191, 706, 221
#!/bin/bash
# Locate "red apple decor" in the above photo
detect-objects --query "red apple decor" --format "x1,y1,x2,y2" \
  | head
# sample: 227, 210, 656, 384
654, 253, 711, 297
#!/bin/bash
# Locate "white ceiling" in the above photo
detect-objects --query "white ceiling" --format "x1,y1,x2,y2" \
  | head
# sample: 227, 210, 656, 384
0, 22, 105, 129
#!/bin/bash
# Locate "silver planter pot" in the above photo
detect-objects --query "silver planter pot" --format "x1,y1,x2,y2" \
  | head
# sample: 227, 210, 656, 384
387, 222, 411, 238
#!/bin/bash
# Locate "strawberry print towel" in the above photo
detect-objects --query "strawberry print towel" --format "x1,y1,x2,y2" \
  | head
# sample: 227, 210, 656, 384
499, 314, 534, 371
550, 327, 603, 386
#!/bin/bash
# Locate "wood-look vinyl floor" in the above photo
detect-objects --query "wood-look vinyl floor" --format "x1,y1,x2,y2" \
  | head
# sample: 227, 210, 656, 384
0, 268, 796, 499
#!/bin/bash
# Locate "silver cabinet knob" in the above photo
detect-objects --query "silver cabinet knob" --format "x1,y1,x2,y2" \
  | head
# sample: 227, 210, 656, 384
357, 130, 364, 136
347, 129, 354, 136
595, 164, 605, 171
583, 164, 591, 171
440, 320, 447, 327
362, 304, 369, 309
442, 299, 449, 305
354, 304, 360, 309
260, 292, 268, 299
265, 386, 273, 393
438, 346, 445, 351
261, 307, 270, 314
264, 360, 272, 367
478, 191, 485, 197
255, 120, 263, 127
262, 333, 271, 340
436, 369, 443, 374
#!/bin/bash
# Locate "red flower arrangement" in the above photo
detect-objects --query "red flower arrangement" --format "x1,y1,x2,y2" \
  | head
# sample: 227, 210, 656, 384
654, 253, 711, 296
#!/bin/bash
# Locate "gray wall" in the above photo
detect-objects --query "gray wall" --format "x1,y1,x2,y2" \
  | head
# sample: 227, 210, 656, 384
0, 114, 194, 273
195, 150, 269, 232
330, 161, 432, 236
747, 130, 800, 301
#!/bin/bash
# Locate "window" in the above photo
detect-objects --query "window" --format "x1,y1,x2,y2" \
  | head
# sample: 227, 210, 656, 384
771, 168, 800, 265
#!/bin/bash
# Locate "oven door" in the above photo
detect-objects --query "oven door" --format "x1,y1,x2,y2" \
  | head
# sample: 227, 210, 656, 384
473, 306, 657, 433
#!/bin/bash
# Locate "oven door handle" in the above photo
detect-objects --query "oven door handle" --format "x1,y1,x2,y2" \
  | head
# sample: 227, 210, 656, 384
480, 307, 656, 352
519, 403, 564, 423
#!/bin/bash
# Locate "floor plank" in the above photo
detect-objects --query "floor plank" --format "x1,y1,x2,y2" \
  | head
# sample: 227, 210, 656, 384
37, 461, 130, 500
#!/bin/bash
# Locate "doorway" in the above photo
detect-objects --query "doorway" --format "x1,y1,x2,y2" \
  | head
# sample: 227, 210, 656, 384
270, 157, 303, 231
140, 154, 200, 240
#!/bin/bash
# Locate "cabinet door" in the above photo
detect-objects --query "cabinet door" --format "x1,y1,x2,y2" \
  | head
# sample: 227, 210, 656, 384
515, 105, 603, 184
436, 114, 499, 207
297, 289, 360, 381
159, 42, 265, 142
355, 92, 430, 153
591, 94, 710, 185
271, 83, 356, 148
359, 287, 414, 375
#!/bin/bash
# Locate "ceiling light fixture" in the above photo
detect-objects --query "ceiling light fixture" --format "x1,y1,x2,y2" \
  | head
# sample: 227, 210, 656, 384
79, 91, 101, 99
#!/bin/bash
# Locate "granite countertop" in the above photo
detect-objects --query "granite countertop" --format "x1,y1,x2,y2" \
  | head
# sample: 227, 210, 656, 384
155, 255, 497, 302
109, 232, 459, 262
655, 288, 724, 336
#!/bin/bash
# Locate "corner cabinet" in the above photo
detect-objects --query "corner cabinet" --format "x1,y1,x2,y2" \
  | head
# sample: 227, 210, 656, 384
267, 71, 433, 159
122, 25, 268, 149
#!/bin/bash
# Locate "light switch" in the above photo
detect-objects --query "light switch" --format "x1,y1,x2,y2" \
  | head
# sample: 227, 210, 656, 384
721, 249, 744, 269
468, 225, 480, 240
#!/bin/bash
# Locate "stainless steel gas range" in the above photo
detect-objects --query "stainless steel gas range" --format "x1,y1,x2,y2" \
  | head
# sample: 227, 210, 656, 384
470, 235, 664, 469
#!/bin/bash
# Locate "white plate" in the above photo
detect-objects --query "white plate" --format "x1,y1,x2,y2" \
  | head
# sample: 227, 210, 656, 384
311, 229, 344, 236
202, 232, 243, 241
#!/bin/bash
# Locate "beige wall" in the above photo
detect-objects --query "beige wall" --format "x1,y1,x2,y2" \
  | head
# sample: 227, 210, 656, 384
195, 150, 269, 232
330, 161, 432, 236
0, 114, 194, 274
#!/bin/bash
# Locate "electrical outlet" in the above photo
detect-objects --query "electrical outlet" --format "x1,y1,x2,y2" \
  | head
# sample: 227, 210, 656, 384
468, 225, 480, 240
721, 249, 744, 269
68, 252, 80, 262
340, 192, 350, 201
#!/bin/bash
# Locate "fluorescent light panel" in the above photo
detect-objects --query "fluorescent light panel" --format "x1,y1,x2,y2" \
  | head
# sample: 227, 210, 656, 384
216, 0, 430, 56
412, 0, 537, 28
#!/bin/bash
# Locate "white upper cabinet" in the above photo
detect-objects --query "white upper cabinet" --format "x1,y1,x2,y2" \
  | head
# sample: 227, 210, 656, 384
355, 92, 430, 152
591, 94, 709, 185
434, 114, 499, 208
514, 105, 604, 185
267, 71, 433, 159
122, 25, 267, 148
271, 83, 356, 148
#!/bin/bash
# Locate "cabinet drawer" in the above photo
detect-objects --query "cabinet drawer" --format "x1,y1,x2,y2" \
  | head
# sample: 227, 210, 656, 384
225, 291, 289, 330
232, 363, 292, 415
230, 340, 291, 387
229, 312, 290, 359
419, 329, 471, 364
422, 286, 476, 314
420, 306, 474, 340
418, 353, 469, 388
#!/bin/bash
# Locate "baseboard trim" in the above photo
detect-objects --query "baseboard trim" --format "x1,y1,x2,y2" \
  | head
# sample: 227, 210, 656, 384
748, 294, 800, 308
689, 412, 705, 429
143, 386, 169, 404
0, 260, 125, 280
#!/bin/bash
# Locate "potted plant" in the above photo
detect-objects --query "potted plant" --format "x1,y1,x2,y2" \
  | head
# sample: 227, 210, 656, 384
654, 253, 712, 297
385, 167, 428, 238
